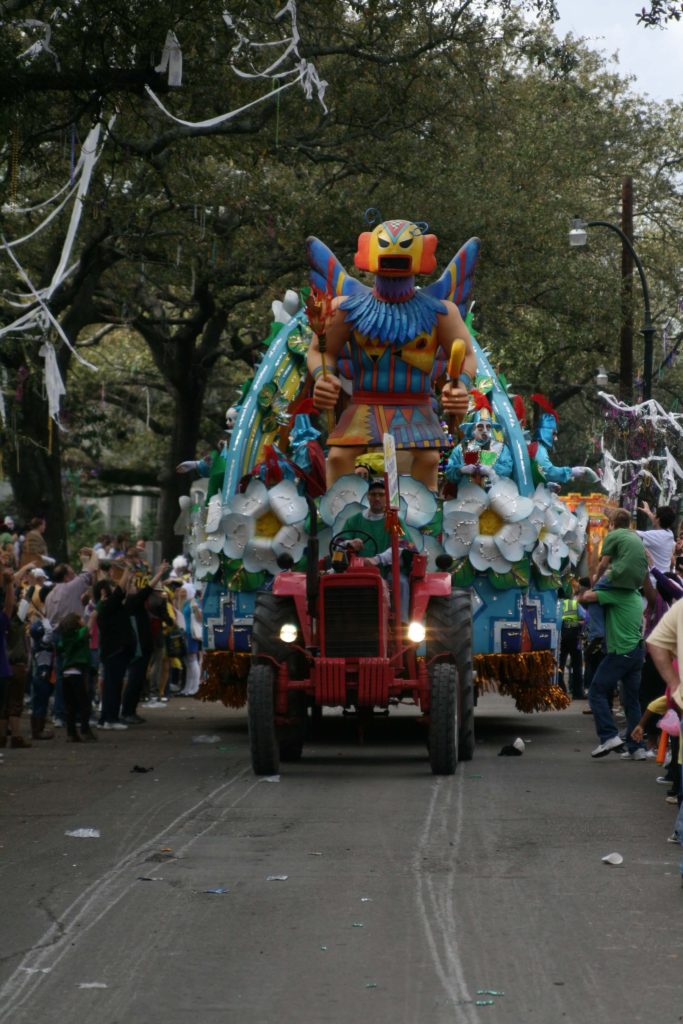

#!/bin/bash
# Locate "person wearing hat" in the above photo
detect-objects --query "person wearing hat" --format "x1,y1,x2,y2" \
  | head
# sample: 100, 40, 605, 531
342, 478, 404, 558
341, 478, 414, 620
528, 394, 596, 486
445, 390, 513, 488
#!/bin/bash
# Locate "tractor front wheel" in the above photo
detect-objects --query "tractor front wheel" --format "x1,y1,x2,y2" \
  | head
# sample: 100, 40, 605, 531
247, 664, 279, 776
429, 662, 459, 775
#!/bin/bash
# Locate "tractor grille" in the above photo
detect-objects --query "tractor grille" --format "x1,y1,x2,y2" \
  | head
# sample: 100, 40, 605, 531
322, 585, 380, 658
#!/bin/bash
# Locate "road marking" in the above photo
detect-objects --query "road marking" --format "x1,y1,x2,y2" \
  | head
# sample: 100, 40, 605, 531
0, 766, 257, 1020
412, 775, 479, 1022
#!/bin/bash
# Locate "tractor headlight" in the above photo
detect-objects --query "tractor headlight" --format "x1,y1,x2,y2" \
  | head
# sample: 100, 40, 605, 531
407, 620, 426, 644
279, 623, 298, 644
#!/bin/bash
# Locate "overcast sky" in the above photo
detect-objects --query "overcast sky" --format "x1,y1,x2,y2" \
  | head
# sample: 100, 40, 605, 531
553, 0, 683, 102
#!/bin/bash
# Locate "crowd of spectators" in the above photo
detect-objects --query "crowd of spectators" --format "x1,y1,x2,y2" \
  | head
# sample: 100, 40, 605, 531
559, 501, 683, 882
0, 518, 203, 747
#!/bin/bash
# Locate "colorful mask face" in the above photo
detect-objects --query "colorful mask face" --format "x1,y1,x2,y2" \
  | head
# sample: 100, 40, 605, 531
472, 421, 492, 445
461, 405, 500, 440
535, 412, 558, 449
354, 220, 437, 277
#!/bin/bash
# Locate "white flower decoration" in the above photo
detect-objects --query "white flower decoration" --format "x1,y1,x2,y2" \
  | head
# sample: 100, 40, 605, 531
220, 479, 308, 576
442, 480, 538, 574
530, 485, 570, 575
563, 501, 589, 566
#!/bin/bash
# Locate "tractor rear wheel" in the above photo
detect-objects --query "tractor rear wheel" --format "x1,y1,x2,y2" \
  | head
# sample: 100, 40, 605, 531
247, 664, 279, 775
429, 662, 458, 775
426, 590, 475, 761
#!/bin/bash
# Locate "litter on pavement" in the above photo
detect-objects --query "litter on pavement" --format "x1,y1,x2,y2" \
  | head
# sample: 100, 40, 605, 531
78, 982, 108, 989
192, 734, 221, 744
266, 875, 288, 881
602, 852, 624, 866
259, 775, 280, 782
65, 828, 100, 838
204, 887, 229, 894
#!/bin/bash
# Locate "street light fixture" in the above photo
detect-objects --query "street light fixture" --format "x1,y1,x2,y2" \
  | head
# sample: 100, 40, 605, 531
595, 366, 609, 388
568, 217, 655, 401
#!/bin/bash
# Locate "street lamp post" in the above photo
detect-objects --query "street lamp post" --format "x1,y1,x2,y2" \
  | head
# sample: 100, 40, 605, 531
569, 217, 655, 401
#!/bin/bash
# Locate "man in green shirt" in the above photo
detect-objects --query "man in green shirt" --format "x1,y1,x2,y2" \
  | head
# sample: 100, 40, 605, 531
342, 478, 396, 557
580, 584, 647, 759
594, 509, 648, 589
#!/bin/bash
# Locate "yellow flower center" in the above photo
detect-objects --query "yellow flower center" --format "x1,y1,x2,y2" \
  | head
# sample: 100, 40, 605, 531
254, 510, 281, 539
478, 508, 504, 536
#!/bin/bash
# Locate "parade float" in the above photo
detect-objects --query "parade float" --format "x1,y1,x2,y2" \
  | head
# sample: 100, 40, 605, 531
180, 218, 596, 735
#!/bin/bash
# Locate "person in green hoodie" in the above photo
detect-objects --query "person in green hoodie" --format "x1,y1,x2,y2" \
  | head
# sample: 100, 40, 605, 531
56, 612, 96, 743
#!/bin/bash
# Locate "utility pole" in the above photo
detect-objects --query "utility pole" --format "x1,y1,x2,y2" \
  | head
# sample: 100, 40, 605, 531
620, 176, 634, 402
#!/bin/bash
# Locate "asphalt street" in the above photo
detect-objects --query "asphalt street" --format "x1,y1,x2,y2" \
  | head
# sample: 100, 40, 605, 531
0, 693, 681, 1024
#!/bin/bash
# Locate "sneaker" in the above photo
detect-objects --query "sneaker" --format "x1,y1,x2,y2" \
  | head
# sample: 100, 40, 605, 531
666, 795, 679, 804
145, 700, 167, 709
621, 748, 650, 761
100, 722, 128, 731
591, 735, 625, 758
667, 833, 680, 844
642, 749, 657, 759
615, 709, 626, 720
52, 718, 65, 728
120, 714, 146, 725
656, 776, 671, 785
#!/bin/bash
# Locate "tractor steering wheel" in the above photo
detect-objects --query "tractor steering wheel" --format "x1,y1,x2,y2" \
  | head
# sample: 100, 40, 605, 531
329, 529, 379, 558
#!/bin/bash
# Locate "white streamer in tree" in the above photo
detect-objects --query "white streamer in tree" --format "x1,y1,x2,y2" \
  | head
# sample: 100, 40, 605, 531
39, 342, 66, 423
155, 30, 183, 87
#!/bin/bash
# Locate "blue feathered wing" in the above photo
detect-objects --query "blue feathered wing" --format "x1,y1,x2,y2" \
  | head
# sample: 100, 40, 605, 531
421, 237, 481, 318
306, 236, 367, 299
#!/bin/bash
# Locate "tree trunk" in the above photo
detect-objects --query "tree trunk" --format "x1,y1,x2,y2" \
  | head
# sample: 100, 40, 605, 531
157, 376, 207, 559
3, 388, 68, 562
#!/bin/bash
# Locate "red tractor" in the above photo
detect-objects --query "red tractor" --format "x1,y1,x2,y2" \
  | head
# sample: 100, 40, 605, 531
246, 510, 475, 775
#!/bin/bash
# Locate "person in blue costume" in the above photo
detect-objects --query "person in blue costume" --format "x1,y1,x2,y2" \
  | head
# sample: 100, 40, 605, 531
445, 389, 513, 487
527, 393, 596, 487
306, 219, 479, 491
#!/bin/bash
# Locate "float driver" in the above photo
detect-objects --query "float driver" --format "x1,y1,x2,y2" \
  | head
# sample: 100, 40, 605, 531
342, 478, 413, 620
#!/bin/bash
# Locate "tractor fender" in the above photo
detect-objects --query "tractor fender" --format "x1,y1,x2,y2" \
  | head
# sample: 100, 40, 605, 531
272, 572, 312, 646
410, 572, 452, 623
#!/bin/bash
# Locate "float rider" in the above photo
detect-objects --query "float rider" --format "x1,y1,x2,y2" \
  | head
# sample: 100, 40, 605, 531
445, 389, 514, 487
306, 219, 477, 492
528, 393, 595, 487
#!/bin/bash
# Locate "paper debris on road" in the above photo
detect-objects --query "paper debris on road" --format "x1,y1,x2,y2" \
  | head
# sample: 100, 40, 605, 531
259, 775, 280, 782
204, 887, 229, 894
192, 734, 221, 744
266, 875, 288, 881
602, 852, 624, 866
78, 982, 108, 989
65, 828, 100, 838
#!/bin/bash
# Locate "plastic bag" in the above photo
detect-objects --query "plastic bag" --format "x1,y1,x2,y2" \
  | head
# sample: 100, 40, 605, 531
657, 708, 680, 736
164, 627, 186, 659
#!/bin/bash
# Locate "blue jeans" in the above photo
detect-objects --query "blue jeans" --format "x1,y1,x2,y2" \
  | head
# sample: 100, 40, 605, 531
31, 663, 53, 718
100, 650, 132, 724
588, 644, 645, 751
